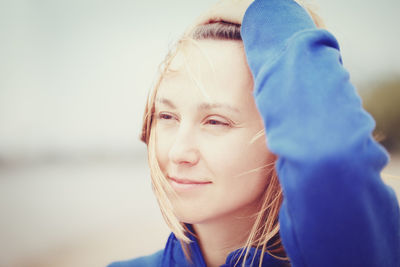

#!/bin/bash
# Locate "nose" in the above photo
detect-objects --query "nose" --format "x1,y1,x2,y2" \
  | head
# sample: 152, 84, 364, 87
168, 125, 200, 166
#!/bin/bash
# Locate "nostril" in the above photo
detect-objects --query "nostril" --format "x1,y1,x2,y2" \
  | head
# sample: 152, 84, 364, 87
170, 150, 200, 166
169, 144, 200, 166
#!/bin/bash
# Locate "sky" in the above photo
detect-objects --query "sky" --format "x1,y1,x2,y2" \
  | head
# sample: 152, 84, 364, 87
0, 0, 399, 158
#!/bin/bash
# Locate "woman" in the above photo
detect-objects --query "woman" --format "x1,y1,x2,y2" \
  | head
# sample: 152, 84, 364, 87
109, 0, 400, 266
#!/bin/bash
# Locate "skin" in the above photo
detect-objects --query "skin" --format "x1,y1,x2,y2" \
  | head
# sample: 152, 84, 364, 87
154, 40, 275, 266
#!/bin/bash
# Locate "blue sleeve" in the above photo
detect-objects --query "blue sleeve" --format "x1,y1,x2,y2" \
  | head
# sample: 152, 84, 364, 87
241, 0, 400, 266
107, 250, 163, 267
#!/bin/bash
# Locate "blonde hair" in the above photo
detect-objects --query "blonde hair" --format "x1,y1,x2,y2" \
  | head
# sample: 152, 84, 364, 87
141, 1, 325, 266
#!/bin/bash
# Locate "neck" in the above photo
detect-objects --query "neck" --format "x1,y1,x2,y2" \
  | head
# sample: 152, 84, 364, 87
192, 212, 257, 267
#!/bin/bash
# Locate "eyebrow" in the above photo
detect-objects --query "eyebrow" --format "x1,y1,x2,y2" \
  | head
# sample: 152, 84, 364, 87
156, 97, 240, 113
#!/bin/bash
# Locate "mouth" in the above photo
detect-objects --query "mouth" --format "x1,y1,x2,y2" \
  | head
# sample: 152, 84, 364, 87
169, 176, 212, 185
168, 176, 212, 192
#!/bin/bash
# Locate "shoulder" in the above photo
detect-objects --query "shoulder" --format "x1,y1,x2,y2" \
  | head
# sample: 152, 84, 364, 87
107, 232, 194, 267
107, 250, 163, 267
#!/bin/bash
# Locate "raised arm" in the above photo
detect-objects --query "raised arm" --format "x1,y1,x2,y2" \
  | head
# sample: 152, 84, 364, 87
241, 0, 400, 266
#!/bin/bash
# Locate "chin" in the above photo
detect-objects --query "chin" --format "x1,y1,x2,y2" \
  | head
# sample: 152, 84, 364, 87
173, 207, 216, 225
175, 212, 207, 225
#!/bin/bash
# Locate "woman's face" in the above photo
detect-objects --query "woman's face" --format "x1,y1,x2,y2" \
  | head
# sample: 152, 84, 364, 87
155, 40, 274, 224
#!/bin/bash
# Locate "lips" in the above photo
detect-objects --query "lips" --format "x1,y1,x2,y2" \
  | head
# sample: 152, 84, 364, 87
168, 176, 211, 185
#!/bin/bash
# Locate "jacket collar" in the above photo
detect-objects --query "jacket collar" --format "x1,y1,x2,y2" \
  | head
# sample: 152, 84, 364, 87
164, 225, 289, 267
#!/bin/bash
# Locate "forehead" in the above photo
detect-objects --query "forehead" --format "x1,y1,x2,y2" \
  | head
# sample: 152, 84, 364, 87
158, 40, 253, 101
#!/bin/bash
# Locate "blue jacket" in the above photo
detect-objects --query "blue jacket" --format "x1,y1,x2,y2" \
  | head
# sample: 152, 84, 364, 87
109, 0, 400, 266
108, 226, 289, 266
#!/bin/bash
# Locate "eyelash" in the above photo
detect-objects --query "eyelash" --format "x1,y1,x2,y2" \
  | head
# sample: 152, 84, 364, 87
205, 119, 230, 127
158, 113, 175, 120
157, 113, 231, 127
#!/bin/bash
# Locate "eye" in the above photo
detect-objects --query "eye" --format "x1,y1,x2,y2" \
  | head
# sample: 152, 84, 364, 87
157, 112, 178, 122
205, 117, 231, 127
158, 113, 173, 120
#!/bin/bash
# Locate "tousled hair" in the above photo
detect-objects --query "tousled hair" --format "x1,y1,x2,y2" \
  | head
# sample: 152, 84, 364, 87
192, 21, 242, 40
141, 2, 325, 266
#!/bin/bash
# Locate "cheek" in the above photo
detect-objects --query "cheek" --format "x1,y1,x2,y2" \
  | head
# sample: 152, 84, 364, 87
206, 135, 272, 216
154, 126, 173, 170
212, 132, 273, 176
202, 132, 273, 200
205, 132, 273, 176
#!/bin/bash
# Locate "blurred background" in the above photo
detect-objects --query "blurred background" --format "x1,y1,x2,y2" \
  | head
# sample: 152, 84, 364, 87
0, 0, 399, 266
